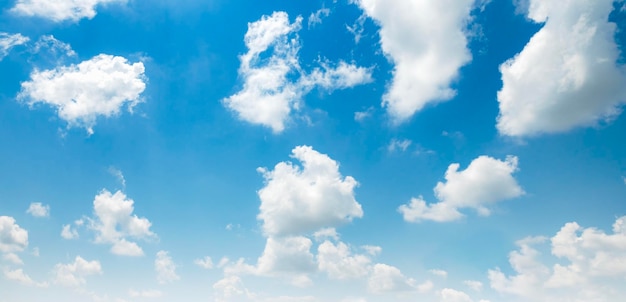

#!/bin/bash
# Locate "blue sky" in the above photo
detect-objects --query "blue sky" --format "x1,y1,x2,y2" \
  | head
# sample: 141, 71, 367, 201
1, 0, 626, 301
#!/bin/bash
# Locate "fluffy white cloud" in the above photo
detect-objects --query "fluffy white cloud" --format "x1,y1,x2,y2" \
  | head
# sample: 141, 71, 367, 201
399, 155, 523, 222
88, 190, 155, 256
155, 251, 179, 284
257, 145, 363, 236
11, 0, 127, 22
463, 280, 483, 292
488, 216, 626, 301
367, 263, 417, 293
129, 289, 163, 298
223, 12, 372, 132
3, 253, 23, 265
4, 268, 48, 287
497, 0, 626, 136
195, 256, 214, 269
18, 54, 146, 134
213, 276, 253, 302
354, 0, 474, 122
61, 224, 79, 240
440, 288, 474, 302
429, 269, 448, 278
0, 32, 29, 60
0, 216, 28, 253
54, 256, 102, 287
317, 240, 371, 280
32, 35, 76, 57
26, 202, 50, 217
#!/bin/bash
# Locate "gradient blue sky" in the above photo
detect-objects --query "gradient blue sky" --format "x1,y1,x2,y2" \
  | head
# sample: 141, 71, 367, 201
1, 0, 626, 301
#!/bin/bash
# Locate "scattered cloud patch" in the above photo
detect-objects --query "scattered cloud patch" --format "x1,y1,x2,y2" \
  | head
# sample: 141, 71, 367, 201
317, 240, 371, 280
53, 256, 102, 287
0, 32, 29, 60
497, 0, 626, 136
399, 155, 523, 222
367, 263, 417, 293
223, 12, 372, 132
0, 216, 28, 253
429, 269, 448, 278
194, 256, 214, 269
10, 0, 128, 22
354, 0, 474, 123
489, 216, 626, 301
3, 253, 24, 265
354, 106, 374, 122
108, 167, 126, 188
464, 280, 483, 292
155, 251, 179, 284
32, 35, 76, 57
387, 138, 412, 153
61, 224, 79, 240
440, 288, 474, 302
87, 190, 155, 256
308, 7, 330, 28
129, 289, 163, 298
4, 268, 48, 287
346, 13, 367, 44
26, 202, 50, 217
18, 54, 147, 134
257, 145, 362, 236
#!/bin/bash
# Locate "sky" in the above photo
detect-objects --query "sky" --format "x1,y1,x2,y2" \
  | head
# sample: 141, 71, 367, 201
1, 0, 626, 301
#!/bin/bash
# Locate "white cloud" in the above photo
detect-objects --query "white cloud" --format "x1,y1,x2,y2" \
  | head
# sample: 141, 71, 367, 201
32, 35, 76, 57
213, 276, 253, 302
194, 256, 214, 269
257, 145, 363, 236
61, 224, 79, 240
346, 13, 367, 44
308, 7, 330, 28
3, 253, 23, 265
387, 139, 412, 153
429, 269, 448, 278
155, 251, 179, 284
223, 12, 372, 133
496, 0, 626, 136
0, 32, 29, 60
399, 155, 523, 222
463, 280, 483, 292
18, 54, 146, 134
88, 190, 155, 256
4, 268, 48, 287
440, 288, 474, 302
317, 240, 371, 280
488, 216, 626, 301
129, 289, 163, 298
354, 106, 374, 122
54, 256, 102, 287
26, 202, 50, 217
313, 228, 339, 242
0, 216, 28, 253
11, 0, 127, 22
108, 167, 126, 188
354, 0, 474, 123
367, 263, 417, 293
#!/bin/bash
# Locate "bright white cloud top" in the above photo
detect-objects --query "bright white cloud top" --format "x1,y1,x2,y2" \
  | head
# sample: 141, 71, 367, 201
0, 216, 28, 253
257, 145, 363, 236
26, 202, 50, 217
155, 250, 179, 284
53, 256, 102, 287
0, 32, 29, 60
223, 12, 372, 132
18, 54, 146, 134
489, 216, 626, 301
87, 190, 155, 256
399, 155, 523, 222
497, 0, 626, 136
355, 0, 474, 123
10, 0, 127, 22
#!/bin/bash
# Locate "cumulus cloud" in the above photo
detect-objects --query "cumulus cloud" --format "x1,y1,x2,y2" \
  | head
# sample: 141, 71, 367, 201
4, 268, 48, 287
223, 12, 372, 132
429, 269, 448, 278
11, 0, 127, 22
367, 263, 417, 293
0, 216, 28, 253
488, 216, 626, 301
497, 0, 626, 136
3, 253, 24, 265
399, 155, 523, 222
54, 256, 102, 287
354, 0, 474, 123
87, 190, 155, 256
155, 251, 179, 284
213, 276, 253, 302
32, 35, 76, 57
440, 288, 474, 302
463, 280, 483, 292
26, 202, 50, 217
18, 54, 147, 134
317, 240, 371, 280
0, 32, 29, 60
257, 145, 363, 236
61, 224, 79, 240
